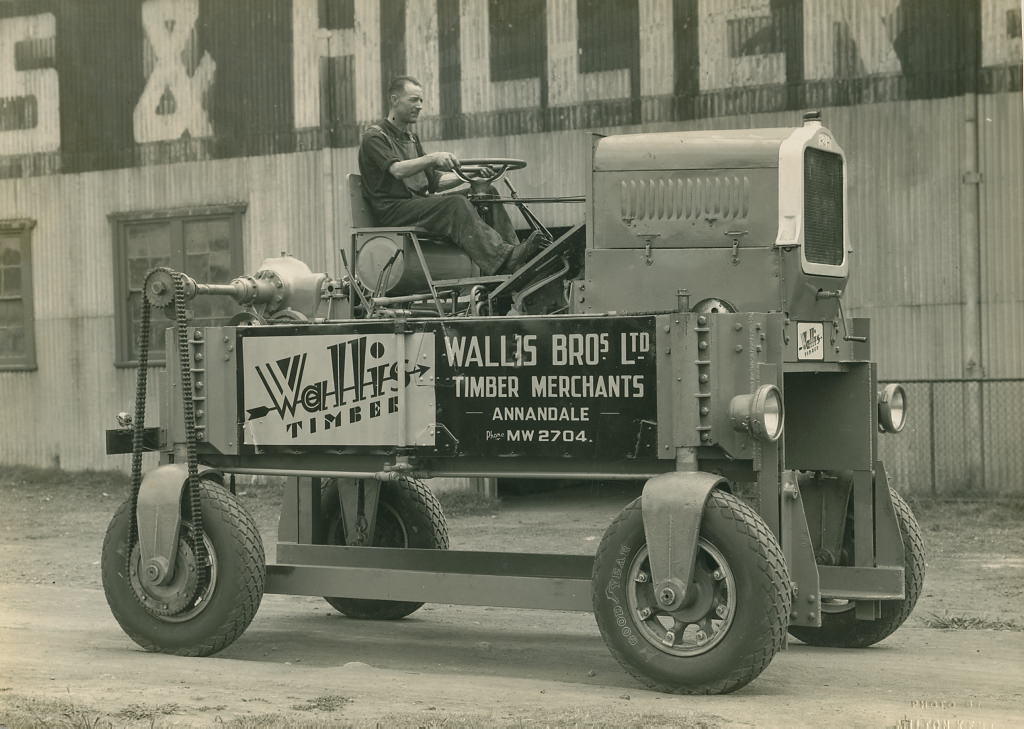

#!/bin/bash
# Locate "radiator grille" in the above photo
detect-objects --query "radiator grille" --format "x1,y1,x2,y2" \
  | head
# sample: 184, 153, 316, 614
803, 148, 844, 266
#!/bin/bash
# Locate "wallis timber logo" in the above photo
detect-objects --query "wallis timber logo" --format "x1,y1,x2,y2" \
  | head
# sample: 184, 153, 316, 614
246, 335, 429, 440
797, 322, 825, 361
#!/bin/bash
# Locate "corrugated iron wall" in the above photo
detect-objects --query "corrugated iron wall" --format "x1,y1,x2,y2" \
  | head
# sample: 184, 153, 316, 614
0, 0, 1021, 489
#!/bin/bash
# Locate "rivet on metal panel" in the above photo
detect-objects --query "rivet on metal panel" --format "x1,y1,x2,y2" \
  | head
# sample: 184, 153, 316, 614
192, 330, 203, 341
194, 352, 204, 362
223, 337, 229, 344
700, 374, 709, 383
697, 316, 707, 326
735, 345, 743, 353
700, 407, 709, 416
734, 323, 743, 331
664, 347, 671, 355
195, 381, 204, 390
807, 594, 816, 603
698, 340, 708, 350
700, 433, 711, 442
664, 325, 670, 332
756, 345, 762, 353
676, 377, 681, 382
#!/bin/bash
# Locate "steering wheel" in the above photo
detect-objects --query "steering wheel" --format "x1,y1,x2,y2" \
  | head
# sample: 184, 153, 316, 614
452, 157, 527, 194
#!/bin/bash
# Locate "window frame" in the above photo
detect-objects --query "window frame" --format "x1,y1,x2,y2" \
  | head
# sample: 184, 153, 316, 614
111, 204, 246, 367
0, 218, 38, 372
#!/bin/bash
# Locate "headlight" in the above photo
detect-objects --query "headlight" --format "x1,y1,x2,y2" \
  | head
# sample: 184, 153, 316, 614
729, 384, 785, 442
878, 383, 907, 433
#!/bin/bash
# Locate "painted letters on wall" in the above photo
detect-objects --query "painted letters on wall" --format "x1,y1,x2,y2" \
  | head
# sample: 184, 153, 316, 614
0, 13, 58, 155
133, 0, 216, 143
0, 0, 1019, 175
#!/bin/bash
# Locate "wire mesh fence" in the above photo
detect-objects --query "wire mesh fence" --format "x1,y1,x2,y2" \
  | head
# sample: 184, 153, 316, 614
878, 379, 1024, 496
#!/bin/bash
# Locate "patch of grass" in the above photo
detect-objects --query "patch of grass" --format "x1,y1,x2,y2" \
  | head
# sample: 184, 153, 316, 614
289, 694, 350, 712
904, 494, 1024, 524
217, 709, 722, 729
114, 702, 182, 720
0, 696, 113, 729
436, 488, 501, 516
0, 465, 129, 490
921, 611, 1024, 631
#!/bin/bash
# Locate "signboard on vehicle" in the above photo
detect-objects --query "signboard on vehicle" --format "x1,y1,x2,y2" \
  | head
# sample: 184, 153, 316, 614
240, 332, 436, 447
435, 317, 658, 458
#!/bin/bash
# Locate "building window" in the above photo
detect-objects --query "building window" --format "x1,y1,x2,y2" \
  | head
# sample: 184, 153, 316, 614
112, 205, 245, 366
0, 219, 37, 371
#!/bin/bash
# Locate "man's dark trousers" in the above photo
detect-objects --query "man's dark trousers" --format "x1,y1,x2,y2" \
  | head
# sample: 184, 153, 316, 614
371, 192, 517, 275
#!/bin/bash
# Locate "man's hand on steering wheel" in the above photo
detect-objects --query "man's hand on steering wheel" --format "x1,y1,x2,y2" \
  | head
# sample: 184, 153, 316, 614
427, 151, 459, 172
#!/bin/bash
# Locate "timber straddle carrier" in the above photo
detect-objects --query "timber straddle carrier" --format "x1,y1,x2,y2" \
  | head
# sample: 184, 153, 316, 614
103, 113, 923, 694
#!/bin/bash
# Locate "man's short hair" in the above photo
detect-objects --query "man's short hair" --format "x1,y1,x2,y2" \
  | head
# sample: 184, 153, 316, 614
387, 75, 421, 100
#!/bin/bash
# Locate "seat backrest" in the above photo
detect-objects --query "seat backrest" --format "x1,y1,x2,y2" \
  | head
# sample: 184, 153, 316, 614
347, 173, 376, 227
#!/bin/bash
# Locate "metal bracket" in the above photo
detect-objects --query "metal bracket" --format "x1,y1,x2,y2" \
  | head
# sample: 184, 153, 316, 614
641, 471, 726, 611
780, 470, 821, 627
725, 230, 748, 265
136, 463, 220, 586
338, 478, 383, 547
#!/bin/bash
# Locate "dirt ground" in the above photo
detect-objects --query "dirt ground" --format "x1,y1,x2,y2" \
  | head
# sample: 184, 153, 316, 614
1, 470, 1022, 728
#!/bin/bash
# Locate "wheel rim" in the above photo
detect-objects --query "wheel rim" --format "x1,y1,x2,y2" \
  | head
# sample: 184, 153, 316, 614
129, 530, 218, 623
625, 538, 737, 657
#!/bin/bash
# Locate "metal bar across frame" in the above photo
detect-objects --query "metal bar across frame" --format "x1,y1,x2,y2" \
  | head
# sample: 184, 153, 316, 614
265, 544, 595, 612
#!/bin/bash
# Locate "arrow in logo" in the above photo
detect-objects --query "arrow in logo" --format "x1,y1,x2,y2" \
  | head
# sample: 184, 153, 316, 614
405, 363, 431, 385
246, 405, 272, 421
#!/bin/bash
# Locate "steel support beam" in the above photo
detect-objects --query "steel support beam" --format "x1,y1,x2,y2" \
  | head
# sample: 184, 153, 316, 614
818, 566, 905, 601
266, 544, 594, 612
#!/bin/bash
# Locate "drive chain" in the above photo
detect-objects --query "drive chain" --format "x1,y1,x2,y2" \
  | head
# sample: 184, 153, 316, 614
172, 272, 209, 579
126, 280, 153, 575
126, 268, 209, 595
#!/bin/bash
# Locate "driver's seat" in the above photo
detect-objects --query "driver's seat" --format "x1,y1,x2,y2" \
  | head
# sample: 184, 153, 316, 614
347, 174, 486, 297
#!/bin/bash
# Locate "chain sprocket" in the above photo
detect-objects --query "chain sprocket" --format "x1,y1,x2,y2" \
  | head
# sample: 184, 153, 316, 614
142, 267, 178, 308
128, 538, 200, 617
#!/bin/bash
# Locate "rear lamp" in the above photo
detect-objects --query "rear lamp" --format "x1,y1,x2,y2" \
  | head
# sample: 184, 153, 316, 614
878, 383, 907, 433
729, 385, 785, 442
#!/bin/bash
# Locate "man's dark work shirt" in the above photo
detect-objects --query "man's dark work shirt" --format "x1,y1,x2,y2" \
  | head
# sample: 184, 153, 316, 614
358, 119, 439, 210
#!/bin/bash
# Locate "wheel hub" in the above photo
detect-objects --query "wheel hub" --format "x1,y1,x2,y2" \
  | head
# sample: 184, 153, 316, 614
129, 540, 199, 616
627, 539, 737, 657
673, 567, 716, 623
128, 530, 217, 621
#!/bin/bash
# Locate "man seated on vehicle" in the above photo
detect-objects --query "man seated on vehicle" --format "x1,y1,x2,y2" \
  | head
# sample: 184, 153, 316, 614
358, 75, 543, 275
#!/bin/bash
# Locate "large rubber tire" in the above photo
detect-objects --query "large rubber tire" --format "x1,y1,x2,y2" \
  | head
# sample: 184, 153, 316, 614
592, 489, 791, 694
101, 480, 265, 656
789, 487, 925, 648
322, 478, 448, 620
